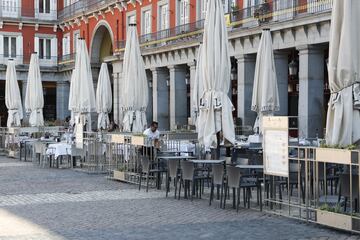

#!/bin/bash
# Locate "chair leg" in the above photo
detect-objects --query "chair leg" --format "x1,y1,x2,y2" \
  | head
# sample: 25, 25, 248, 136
139, 171, 142, 191
232, 188, 236, 209
146, 170, 150, 192
174, 177, 178, 199
178, 177, 182, 200
209, 182, 214, 206
237, 187, 240, 212
166, 172, 169, 198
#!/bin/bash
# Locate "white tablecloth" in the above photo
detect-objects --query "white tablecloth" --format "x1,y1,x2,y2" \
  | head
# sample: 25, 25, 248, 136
46, 143, 71, 159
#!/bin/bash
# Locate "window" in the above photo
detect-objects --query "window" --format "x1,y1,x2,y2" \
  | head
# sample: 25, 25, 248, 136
1, 0, 19, 18
143, 10, 152, 34
160, 4, 169, 30
179, 0, 189, 25
3, 36, 16, 58
62, 35, 70, 56
200, 0, 208, 19
39, 0, 51, 13
128, 15, 136, 25
38, 38, 51, 60
73, 32, 80, 53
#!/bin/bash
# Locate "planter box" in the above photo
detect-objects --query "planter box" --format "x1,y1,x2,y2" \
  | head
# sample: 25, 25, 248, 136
113, 170, 126, 181
131, 136, 146, 146
316, 148, 359, 165
111, 134, 126, 144
317, 210, 352, 231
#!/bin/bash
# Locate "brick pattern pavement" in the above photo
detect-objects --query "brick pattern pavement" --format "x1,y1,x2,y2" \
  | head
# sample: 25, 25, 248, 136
0, 156, 358, 240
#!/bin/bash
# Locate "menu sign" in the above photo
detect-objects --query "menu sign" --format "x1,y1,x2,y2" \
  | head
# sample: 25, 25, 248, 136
75, 123, 84, 149
263, 117, 288, 177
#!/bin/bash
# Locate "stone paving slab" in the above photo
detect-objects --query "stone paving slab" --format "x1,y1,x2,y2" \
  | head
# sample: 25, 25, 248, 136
0, 156, 358, 240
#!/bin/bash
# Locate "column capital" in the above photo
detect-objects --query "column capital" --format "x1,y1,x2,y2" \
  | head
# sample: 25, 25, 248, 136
167, 65, 184, 72
296, 45, 326, 54
187, 61, 196, 69
234, 54, 256, 62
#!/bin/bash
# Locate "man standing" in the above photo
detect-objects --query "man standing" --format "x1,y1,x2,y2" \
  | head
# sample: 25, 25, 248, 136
143, 121, 160, 148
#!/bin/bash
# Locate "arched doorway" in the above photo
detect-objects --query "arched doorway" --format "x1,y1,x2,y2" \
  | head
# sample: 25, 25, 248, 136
90, 21, 115, 122
90, 21, 114, 64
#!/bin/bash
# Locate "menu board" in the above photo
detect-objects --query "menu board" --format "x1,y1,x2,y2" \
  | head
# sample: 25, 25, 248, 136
263, 117, 289, 177
75, 123, 84, 149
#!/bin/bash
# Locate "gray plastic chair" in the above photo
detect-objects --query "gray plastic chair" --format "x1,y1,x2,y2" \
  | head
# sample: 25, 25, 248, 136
209, 164, 225, 207
139, 156, 151, 192
166, 160, 179, 198
179, 161, 195, 200
224, 166, 242, 211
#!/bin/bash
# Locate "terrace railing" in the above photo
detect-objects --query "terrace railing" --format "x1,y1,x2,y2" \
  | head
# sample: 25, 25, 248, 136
114, 0, 333, 53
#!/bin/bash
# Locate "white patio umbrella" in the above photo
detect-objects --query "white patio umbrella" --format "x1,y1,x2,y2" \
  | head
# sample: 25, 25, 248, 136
68, 39, 96, 132
5, 60, 23, 127
120, 24, 148, 133
25, 53, 44, 127
326, 0, 360, 146
251, 29, 280, 134
196, 0, 235, 148
96, 63, 112, 130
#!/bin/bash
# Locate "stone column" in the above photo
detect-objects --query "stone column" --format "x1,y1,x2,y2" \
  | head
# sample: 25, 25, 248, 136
152, 68, 169, 130
236, 54, 257, 127
113, 72, 120, 124
297, 45, 324, 138
168, 65, 187, 130
188, 61, 197, 123
146, 70, 153, 125
56, 81, 70, 120
274, 51, 289, 116
112, 60, 123, 125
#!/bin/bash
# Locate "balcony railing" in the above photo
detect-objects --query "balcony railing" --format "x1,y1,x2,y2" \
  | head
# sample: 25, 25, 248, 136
114, 0, 332, 53
116, 19, 205, 50
58, 53, 76, 64
230, 0, 333, 26
0, 5, 57, 20
58, 0, 116, 21
0, 55, 58, 66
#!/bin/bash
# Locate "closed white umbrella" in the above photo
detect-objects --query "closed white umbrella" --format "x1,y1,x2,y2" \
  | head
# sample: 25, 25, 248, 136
5, 60, 23, 127
96, 63, 112, 130
196, 0, 235, 148
192, 44, 203, 129
251, 29, 280, 134
68, 39, 96, 132
120, 24, 148, 133
326, 0, 360, 146
25, 53, 44, 127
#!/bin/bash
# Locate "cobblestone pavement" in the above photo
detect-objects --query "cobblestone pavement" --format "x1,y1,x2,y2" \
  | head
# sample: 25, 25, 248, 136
0, 156, 358, 240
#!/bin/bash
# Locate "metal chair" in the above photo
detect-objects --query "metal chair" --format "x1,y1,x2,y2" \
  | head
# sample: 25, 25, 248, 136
209, 163, 225, 207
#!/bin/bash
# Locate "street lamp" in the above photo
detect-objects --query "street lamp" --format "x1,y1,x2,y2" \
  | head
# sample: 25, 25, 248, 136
288, 59, 298, 76
166, 75, 170, 87
185, 72, 190, 85
230, 66, 237, 81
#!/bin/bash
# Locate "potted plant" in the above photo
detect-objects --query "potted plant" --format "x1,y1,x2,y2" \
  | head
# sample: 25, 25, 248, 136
317, 204, 352, 231
316, 144, 359, 165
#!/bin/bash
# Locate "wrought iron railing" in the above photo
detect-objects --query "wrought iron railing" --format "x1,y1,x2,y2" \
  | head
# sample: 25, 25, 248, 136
116, 19, 205, 50
0, 5, 57, 20
113, 0, 332, 52
58, 0, 116, 20
0, 54, 58, 65
58, 53, 76, 64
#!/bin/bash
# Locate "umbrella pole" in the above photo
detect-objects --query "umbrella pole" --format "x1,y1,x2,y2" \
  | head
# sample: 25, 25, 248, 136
211, 132, 221, 160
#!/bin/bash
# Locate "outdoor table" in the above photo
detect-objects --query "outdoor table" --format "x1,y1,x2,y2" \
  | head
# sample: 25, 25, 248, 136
236, 165, 263, 169
46, 142, 71, 168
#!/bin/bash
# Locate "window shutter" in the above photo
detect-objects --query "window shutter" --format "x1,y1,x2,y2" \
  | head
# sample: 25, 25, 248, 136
34, 36, 39, 53
62, 37, 66, 56
0, 35, 3, 56
51, 37, 57, 60
16, 35, 23, 58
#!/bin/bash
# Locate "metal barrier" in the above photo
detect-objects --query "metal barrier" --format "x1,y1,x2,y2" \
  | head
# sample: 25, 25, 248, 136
81, 132, 108, 173
263, 146, 360, 233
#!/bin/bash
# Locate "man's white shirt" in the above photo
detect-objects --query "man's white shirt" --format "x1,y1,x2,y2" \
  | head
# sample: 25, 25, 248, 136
143, 128, 160, 140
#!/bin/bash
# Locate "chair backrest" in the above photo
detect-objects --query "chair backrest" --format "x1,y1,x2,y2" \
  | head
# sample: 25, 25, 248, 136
168, 160, 178, 178
339, 173, 359, 198
71, 146, 84, 157
180, 161, 194, 181
34, 142, 46, 154
226, 166, 241, 188
212, 164, 224, 185
141, 156, 150, 171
